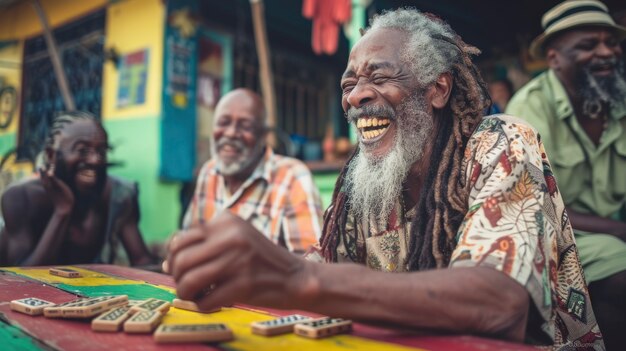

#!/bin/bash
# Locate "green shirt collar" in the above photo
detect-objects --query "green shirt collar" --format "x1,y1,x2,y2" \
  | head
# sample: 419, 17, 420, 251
548, 70, 574, 121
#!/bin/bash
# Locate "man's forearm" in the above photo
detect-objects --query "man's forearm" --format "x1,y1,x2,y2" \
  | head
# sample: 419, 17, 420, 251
295, 263, 529, 341
21, 211, 71, 266
566, 207, 626, 241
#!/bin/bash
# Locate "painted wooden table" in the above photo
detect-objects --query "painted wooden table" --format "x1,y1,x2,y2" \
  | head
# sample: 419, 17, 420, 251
0, 264, 537, 351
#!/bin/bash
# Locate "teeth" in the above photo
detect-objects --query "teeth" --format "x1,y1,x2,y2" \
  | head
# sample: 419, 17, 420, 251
357, 118, 392, 140
356, 118, 391, 128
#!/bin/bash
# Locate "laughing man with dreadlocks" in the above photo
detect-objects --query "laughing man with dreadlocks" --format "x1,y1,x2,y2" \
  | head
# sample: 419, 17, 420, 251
166, 9, 603, 349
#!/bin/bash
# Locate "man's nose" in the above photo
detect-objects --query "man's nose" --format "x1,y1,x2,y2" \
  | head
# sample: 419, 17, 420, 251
595, 42, 617, 58
346, 80, 375, 109
85, 150, 104, 164
223, 122, 239, 138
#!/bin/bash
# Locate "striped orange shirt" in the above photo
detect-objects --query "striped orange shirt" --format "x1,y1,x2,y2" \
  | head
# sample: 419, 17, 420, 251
182, 148, 323, 254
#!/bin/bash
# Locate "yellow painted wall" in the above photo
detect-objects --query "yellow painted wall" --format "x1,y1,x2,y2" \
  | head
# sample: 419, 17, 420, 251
0, 41, 22, 134
0, 0, 177, 242
102, 0, 164, 120
0, 0, 108, 136
0, 0, 164, 121
0, 0, 108, 41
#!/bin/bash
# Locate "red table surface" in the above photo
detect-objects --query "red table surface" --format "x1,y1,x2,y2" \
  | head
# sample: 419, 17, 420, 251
0, 264, 538, 351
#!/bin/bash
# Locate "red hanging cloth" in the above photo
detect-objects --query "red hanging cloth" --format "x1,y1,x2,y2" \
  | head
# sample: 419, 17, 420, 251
302, 0, 351, 55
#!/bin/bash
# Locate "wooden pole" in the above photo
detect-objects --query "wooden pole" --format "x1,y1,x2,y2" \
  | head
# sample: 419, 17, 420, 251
31, 0, 75, 111
249, 0, 276, 146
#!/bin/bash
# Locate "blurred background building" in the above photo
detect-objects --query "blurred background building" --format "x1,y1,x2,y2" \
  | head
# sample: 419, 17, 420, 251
0, 0, 624, 246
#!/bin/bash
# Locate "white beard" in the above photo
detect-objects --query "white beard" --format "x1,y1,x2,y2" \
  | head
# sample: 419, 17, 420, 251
345, 93, 434, 226
212, 137, 264, 176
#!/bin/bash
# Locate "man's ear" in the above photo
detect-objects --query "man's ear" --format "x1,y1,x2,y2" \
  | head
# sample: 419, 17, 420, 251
44, 146, 55, 168
545, 48, 560, 70
428, 72, 453, 110
259, 125, 271, 146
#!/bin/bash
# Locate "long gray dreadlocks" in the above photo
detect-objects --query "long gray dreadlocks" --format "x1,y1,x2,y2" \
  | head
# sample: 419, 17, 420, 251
320, 8, 491, 270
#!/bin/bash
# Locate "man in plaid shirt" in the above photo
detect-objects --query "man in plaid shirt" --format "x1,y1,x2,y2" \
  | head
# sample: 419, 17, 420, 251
182, 89, 323, 254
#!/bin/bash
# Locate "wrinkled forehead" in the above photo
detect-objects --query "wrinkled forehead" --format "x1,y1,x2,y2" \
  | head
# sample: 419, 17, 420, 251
57, 120, 107, 146
215, 92, 265, 125
344, 28, 410, 74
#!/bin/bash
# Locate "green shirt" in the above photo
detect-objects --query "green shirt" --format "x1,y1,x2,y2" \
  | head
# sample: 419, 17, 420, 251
506, 70, 626, 218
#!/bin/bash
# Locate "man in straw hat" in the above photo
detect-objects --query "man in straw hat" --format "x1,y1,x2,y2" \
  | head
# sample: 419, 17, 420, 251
167, 7, 604, 348
508, 1, 626, 348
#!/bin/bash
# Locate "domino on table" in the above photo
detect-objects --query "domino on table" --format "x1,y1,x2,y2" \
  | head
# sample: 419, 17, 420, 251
294, 317, 352, 339
10, 298, 56, 316
92, 306, 132, 332
127, 299, 144, 307
129, 298, 170, 315
172, 299, 221, 313
251, 314, 313, 336
43, 298, 91, 318
154, 323, 233, 343
124, 310, 163, 333
62, 295, 128, 318
49, 267, 82, 278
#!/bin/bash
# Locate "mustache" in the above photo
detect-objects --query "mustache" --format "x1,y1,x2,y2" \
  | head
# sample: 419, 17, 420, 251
587, 57, 619, 71
217, 137, 246, 152
346, 104, 396, 123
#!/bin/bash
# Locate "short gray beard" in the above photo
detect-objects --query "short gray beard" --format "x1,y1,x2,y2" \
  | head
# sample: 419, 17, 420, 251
579, 59, 626, 118
345, 93, 434, 226
212, 137, 264, 176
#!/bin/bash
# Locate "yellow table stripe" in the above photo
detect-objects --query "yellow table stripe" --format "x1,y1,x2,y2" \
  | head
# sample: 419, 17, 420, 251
4, 266, 426, 351
2, 266, 175, 293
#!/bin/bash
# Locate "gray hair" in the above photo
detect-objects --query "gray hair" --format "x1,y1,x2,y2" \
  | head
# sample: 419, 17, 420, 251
368, 8, 478, 86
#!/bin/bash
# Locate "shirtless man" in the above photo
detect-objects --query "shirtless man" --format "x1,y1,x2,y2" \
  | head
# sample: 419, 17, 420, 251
0, 111, 154, 266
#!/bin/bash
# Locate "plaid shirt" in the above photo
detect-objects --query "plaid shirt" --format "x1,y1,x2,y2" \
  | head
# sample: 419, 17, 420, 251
183, 147, 323, 254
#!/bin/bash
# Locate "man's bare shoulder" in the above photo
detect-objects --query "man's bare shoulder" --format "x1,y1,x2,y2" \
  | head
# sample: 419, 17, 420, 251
2, 179, 51, 218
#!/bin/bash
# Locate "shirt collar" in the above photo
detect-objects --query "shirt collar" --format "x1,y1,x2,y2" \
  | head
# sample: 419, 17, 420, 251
251, 146, 274, 183
547, 70, 574, 121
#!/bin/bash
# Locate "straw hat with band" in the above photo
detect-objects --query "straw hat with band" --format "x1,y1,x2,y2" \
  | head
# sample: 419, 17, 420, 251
530, 0, 626, 59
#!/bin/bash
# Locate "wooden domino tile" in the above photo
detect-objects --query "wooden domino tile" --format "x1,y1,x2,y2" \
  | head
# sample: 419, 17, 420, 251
49, 267, 82, 278
62, 295, 128, 318
129, 298, 170, 315
294, 317, 352, 339
43, 298, 90, 318
123, 310, 163, 333
172, 299, 221, 313
127, 299, 144, 307
251, 314, 313, 336
154, 323, 233, 343
92, 306, 132, 332
10, 298, 56, 316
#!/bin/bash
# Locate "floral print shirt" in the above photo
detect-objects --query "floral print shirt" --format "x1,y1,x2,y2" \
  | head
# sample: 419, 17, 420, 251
317, 115, 603, 349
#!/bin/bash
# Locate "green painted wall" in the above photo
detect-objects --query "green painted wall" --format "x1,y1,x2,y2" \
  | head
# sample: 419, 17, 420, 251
104, 117, 180, 243
0, 133, 15, 155
313, 172, 338, 213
